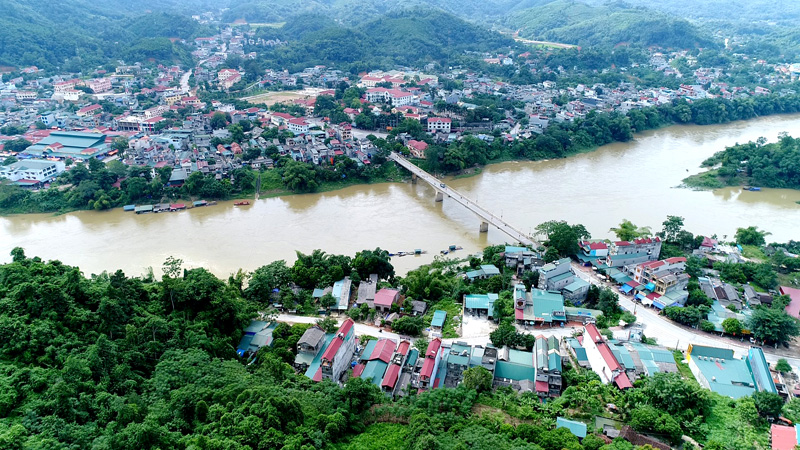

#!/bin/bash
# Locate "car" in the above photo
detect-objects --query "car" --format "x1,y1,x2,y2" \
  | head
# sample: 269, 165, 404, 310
439, 183, 446, 188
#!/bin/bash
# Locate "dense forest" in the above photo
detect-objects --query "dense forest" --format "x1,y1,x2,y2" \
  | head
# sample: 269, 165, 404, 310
684, 133, 800, 190
0, 0, 214, 68
253, 9, 518, 73
505, 0, 716, 49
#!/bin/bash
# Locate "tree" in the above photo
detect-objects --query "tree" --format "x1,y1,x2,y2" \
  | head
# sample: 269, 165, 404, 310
660, 215, 685, 243
735, 226, 770, 246
609, 219, 651, 241
282, 160, 318, 193
3, 139, 32, 153
775, 359, 792, 373
413, 337, 429, 353
753, 391, 784, 419
620, 311, 637, 325
722, 317, 742, 335
320, 293, 337, 309
700, 320, 716, 332
210, 111, 228, 129
2, 156, 17, 166
10, 247, 25, 262
391, 316, 425, 336
161, 256, 183, 311
597, 288, 620, 316
536, 220, 590, 257
316, 316, 338, 333
462, 366, 493, 392
352, 248, 394, 281
748, 307, 800, 345
245, 261, 290, 303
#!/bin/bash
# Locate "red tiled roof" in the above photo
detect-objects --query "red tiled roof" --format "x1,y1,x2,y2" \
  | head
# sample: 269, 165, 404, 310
396, 340, 410, 356
598, 343, 621, 372
585, 323, 603, 342
352, 363, 365, 378
420, 338, 441, 379
321, 319, 354, 362
381, 364, 401, 389
374, 288, 399, 308
614, 372, 633, 389
779, 286, 800, 319
313, 367, 323, 382
664, 257, 687, 264
615, 241, 631, 246
625, 281, 641, 288
771, 425, 798, 450
588, 242, 608, 249
428, 117, 451, 123
369, 339, 396, 363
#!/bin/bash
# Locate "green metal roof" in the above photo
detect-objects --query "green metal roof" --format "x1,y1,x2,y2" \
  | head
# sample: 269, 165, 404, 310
406, 349, 419, 367
431, 310, 447, 327
480, 264, 501, 275
508, 349, 534, 366
557, 417, 588, 439
464, 293, 498, 311
303, 333, 336, 379
563, 278, 590, 292
505, 246, 528, 254
494, 361, 534, 381
448, 344, 472, 367
691, 353, 756, 399
361, 360, 389, 386
531, 289, 566, 322
566, 338, 588, 362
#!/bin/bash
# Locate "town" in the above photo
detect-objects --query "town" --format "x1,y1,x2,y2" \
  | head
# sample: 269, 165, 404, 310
2, 22, 800, 212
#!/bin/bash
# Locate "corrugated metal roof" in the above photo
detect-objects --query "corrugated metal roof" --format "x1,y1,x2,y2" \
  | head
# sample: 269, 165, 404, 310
557, 417, 587, 438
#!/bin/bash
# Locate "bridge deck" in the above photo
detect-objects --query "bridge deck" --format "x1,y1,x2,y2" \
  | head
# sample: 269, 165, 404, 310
389, 152, 535, 247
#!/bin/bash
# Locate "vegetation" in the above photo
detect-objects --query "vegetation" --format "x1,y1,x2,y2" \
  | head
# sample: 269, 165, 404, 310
684, 134, 800, 190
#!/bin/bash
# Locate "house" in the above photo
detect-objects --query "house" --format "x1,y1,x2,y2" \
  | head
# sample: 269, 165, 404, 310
287, 118, 310, 135
445, 342, 474, 386
534, 336, 562, 398
374, 288, 400, 313
493, 347, 537, 390
539, 257, 574, 291
356, 279, 377, 307
381, 340, 412, 396
562, 278, 590, 303
410, 300, 428, 316
770, 424, 800, 450
465, 264, 501, 281
331, 278, 352, 311
687, 344, 756, 399
431, 310, 447, 333
317, 319, 356, 383
406, 139, 428, 158
632, 257, 686, 284
582, 323, 633, 389
0, 159, 65, 184
76, 104, 103, 117
418, 337, 443, 390
504, 246, 543, 275
579, 240, 609, 258
463, 293, 499, 318
358, 338, 397, 387
556, 417, 587, 440
365, 88, 413, 106
565, 337, 590, 368
236, 321, 276, 356
747, 347, 778, 395
779, 286, 800, 319
606, 238, 662, 268
427, 117, 451, 133
294, 326, 326, 371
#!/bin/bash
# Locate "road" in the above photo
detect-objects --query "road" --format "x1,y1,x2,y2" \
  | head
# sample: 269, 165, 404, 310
180, 69, 192, 94
389, 152, 536, 247
570, 262, 800, 370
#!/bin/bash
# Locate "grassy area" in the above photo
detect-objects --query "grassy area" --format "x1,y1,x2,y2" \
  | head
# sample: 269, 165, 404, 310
451, 167, 482, 180
777, 272, 800, 289
741, 245, 767, 261
424, 298, 462, 339
702, 393, 770, 448
672, 350, 696, 382
682, 170, 728, 189
333, 423, 408, 450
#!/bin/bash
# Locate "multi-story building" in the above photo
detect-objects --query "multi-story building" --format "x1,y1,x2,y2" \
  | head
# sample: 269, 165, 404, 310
318, 319, 356, 383
287, 118, 310, 135
582, 323, 633, 389
0, 159, 65, 184
427, 117, 451, 133
218, 68, 242, 90
417, 337, 442, 390
538, 257, 574, 291
534, 335, 562, 398
605, 237, 662, 268
380, 340, 411, 396
632, 257, 686, 284
365, 88, 413, 106
86, 78, 112, 94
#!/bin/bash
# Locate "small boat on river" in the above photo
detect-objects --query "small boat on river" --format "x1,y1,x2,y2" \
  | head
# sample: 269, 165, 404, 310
234, 201, 250, 206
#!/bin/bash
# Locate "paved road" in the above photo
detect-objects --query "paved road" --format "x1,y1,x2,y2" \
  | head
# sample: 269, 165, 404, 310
389, 152, 536, 246
180, 69, 192, 94
570, 262, 800, 370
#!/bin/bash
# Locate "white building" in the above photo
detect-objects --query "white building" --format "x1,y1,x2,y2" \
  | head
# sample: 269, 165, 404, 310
427, 117, 452, 133
319, 319, 356, 383
287, 118, 310, 134
85, 78, 112, 94
0, 159, 65, 183
365, 88, 413, 107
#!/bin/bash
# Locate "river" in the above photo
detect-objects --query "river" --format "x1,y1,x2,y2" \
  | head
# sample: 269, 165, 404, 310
2, 114, 800, 277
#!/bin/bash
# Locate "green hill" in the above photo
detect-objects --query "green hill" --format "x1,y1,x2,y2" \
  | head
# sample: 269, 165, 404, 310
506, 0, 717, 49
258, 8, 517, 72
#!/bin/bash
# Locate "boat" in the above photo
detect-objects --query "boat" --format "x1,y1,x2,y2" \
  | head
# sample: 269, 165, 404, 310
748, 187, 761, 191
169, 203, 186, 211
234, 201, 250, 206
123, 204, 136, 212
193, 200, 207, 207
